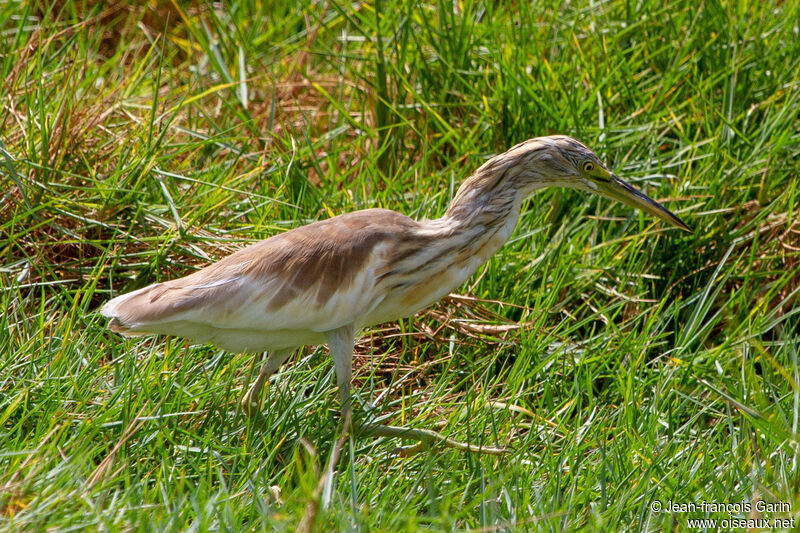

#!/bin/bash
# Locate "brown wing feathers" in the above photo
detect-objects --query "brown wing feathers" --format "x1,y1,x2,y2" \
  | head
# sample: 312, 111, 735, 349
102, 209, 421, 334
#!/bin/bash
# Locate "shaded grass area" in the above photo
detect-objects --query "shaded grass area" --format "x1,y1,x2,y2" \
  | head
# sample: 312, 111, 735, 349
1, 0, 799, 530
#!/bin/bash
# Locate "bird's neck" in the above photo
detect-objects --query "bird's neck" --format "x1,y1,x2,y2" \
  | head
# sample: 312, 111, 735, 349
426, 160, 558, 264
440, 163, 533, 237
372, 170, 536, 321
416, 168, 530, 266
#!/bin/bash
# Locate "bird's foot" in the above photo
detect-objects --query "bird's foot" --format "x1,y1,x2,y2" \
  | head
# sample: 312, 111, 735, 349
241, 372, 272, 417
240, 392, 262, 417
355, 421, 510, 456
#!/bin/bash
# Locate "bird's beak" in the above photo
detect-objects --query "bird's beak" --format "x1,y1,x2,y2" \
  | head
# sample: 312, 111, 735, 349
595, 174, 692, 232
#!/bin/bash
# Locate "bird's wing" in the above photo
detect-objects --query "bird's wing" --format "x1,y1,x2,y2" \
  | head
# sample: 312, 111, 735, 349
102, 209, 421, 336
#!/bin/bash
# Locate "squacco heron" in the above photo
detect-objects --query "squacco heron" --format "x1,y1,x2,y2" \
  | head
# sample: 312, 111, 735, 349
102, 136, 689, 454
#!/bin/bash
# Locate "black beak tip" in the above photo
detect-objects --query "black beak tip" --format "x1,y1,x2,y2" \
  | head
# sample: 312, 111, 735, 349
674, 216, 693, 233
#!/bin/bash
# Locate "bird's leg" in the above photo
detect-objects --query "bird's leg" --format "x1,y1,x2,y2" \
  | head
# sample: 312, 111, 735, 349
241, 348, 295, 417
325, 326, 508, 455
314, 325, 358, 511
326, 325, 356, 427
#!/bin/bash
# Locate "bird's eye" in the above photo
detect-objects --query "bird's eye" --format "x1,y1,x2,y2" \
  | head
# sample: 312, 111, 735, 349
582, 161, 595, 173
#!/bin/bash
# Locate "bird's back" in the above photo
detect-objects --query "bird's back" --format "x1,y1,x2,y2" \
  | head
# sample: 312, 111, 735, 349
102, 209, 422, 351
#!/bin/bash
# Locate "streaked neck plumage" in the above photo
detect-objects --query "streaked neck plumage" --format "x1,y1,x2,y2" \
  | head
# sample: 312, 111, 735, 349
434, 147, 562, 247
398, 149, 561, 287
442, 139, 571, 228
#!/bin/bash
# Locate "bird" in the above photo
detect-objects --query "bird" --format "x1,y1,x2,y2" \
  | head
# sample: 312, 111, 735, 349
101, 135, 690, 454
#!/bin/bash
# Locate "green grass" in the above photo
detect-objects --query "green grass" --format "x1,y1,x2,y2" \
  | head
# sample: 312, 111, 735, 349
2, 0, 799, 530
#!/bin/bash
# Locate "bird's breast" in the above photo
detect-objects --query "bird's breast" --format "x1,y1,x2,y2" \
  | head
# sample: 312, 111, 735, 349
358, 247, 494, 327
359, 268, 466, 327
358, 214, 519, 328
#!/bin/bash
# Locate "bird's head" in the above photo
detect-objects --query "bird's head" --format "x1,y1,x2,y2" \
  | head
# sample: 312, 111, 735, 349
467, 135, 691, 232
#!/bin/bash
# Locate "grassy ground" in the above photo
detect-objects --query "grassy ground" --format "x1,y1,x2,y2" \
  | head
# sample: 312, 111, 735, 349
2, 0, 799, 530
